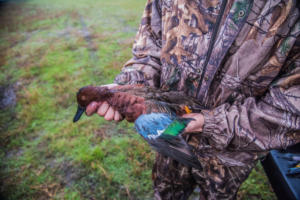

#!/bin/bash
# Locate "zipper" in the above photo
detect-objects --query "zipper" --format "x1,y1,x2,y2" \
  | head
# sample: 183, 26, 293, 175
196, 0, 228, 100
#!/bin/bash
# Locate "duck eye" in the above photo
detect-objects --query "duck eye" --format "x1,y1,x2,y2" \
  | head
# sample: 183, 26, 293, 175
238, 10, 245, 18
81, 96, 86, 101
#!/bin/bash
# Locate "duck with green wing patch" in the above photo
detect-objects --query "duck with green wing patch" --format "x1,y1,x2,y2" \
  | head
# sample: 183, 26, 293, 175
135, 113, 202, 170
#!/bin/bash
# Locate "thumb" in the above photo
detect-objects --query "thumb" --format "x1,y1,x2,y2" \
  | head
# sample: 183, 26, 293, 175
182, 113, 204, 133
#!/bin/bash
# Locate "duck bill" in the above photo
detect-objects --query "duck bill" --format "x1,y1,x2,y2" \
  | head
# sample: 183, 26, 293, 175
73, 106, 85, 122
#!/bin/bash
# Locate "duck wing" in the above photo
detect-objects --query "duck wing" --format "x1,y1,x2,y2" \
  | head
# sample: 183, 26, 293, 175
146, 137, 202, 170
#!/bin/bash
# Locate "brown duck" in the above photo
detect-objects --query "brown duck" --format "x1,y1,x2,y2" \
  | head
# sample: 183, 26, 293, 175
73, 84, 203, 123
73, 84, 204, 169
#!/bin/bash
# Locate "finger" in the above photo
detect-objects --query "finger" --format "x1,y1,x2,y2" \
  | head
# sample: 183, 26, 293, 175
182, 113, 198, 118
114, 111, 123, 121
97, 101, 109, 116
86, 101, 100, 116
104, 106, 115, 121
102, 83, 118, 89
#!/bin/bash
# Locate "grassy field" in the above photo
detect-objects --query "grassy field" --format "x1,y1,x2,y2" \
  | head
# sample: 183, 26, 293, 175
0, 0, 276, 199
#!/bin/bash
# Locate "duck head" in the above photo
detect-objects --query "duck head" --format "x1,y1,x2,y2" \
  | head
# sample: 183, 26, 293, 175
73, 86, 113, 122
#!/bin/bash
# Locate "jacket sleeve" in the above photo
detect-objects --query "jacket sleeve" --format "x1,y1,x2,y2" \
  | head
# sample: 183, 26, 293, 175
114, 0, 162, 88
202, 37, 300, 152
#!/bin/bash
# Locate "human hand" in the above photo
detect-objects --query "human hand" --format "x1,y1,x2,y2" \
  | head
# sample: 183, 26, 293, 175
85, 84, 123, 122
182, 113, 204, 133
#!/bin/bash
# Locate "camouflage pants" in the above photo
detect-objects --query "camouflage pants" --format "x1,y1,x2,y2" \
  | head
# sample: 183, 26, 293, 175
152, 149, 255, 200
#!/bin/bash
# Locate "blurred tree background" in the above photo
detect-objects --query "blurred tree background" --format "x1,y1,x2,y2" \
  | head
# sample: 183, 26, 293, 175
0, 0, 276, 199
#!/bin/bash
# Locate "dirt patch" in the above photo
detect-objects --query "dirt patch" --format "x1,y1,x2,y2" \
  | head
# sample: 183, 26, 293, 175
94, 123, 129, 141
0, 84, 16, 109
79, 15, 99, 61
0, 1, 65, 32
56, 161, 86, 187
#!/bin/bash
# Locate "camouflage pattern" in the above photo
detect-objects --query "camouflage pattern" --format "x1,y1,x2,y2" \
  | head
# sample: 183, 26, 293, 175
114, 0, 300, 199
152, 153, 255, 200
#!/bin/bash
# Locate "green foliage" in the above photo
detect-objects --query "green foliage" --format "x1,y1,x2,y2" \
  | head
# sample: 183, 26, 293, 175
238, 163, 276, 200
0, 0, 275, 199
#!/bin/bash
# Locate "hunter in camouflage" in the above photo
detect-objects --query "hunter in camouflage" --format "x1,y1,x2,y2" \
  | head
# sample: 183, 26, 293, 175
113, 0, 300, 199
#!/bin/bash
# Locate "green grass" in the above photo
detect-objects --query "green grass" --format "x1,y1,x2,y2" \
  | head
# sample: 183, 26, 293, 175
0, 0, 275, 199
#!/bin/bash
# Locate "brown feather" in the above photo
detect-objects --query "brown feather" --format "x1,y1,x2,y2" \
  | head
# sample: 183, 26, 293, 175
76, 84, 204, 122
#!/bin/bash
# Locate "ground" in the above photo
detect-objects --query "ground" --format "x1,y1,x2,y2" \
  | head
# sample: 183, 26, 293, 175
0, 0, 276, 199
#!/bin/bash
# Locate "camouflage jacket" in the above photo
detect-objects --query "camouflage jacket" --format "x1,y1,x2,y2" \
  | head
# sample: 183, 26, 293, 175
114, 0, 300, 166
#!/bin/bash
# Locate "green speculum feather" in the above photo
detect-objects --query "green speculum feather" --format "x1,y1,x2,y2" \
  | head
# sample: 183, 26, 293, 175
161, 119, 187, 139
